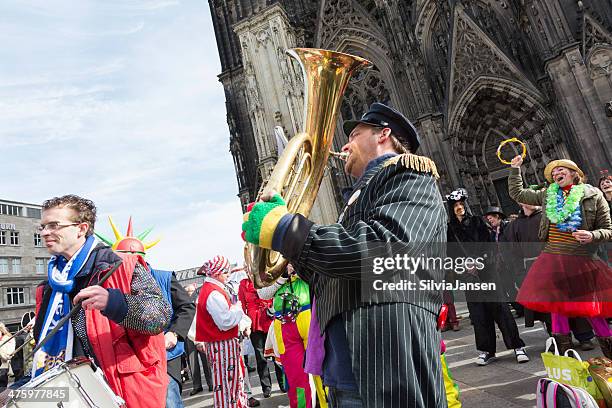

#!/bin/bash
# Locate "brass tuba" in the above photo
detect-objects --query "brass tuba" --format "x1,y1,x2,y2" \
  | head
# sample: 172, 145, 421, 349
246, 48, 372, 288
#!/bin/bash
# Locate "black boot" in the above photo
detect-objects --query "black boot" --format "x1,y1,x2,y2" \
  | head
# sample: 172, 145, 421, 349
597, 336, 612, 359
553, 333, 572, 355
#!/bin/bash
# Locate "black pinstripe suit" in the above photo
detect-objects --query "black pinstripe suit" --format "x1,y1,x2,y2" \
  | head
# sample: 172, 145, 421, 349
279, 154, 448, 408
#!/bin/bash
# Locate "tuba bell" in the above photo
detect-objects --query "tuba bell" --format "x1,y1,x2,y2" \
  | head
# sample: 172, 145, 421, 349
245, 48, 372, 288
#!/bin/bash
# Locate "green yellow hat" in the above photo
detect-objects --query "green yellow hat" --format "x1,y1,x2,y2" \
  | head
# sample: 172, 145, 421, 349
544, 159, 585, 183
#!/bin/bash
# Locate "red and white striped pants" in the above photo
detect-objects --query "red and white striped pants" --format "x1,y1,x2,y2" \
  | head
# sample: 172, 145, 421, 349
205, 338, 248, 408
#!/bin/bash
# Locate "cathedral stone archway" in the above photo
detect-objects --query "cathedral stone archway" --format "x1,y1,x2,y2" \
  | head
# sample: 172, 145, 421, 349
449, 78, 567, 215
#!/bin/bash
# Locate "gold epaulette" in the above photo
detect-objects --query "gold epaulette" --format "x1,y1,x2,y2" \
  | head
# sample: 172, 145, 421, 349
383, 153, 440, 179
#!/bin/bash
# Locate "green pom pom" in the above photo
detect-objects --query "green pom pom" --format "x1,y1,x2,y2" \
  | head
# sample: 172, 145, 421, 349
242, 194, 286, 245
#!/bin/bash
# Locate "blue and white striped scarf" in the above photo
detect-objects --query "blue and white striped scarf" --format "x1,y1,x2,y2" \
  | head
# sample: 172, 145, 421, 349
32, 235, 97, 377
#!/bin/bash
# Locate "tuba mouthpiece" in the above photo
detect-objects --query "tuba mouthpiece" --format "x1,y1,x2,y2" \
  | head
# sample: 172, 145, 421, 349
329, 151, 349, 161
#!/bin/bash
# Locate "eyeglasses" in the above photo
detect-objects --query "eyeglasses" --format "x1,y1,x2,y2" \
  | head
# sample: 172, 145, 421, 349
37, 222, 80, 233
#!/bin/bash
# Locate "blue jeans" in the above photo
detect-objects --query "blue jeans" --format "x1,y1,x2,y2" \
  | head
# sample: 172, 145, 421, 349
328, 387, 363, 408
166, 375, 185, 408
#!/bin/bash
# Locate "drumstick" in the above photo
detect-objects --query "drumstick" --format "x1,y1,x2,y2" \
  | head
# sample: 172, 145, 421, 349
8, 333, 33, 357
0, 324, 32, 349
24, 259, 123, 362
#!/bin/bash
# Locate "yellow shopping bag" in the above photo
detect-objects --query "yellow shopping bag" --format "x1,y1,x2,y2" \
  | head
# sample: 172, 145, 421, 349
541, 337, 604, 405
441, 353, 461, 408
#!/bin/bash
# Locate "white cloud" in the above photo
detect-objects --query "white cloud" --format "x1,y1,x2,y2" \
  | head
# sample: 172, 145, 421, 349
97, 200, 246, 271
0, 0, 244, 270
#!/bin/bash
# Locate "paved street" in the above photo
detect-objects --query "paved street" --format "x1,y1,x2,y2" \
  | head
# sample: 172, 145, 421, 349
180, 302, 603, 407
181, 363, 290, 407
443, 303, 600, 407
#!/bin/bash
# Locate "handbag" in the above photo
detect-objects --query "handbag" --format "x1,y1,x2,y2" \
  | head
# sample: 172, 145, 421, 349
588, 357, 612, 407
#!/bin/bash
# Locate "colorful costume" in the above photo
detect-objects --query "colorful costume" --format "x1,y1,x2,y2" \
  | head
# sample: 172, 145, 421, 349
272, 276, 325, 408
440, 341, 461, 408
508, 159, 612, 357
97, 216, 196, 408
195, 256, 248, 408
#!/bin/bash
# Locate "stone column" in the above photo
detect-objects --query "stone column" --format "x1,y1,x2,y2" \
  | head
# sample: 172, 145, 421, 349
546, 46, 612, 179
233, 3, 339, 223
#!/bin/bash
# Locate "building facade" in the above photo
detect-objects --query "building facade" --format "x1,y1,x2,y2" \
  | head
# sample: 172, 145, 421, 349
175, 267, 204, 290
210, 0, 612, 217
0, 199, 50, 330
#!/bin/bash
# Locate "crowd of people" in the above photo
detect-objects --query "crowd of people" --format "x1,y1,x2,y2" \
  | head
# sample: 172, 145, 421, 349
0, 101, 610, 408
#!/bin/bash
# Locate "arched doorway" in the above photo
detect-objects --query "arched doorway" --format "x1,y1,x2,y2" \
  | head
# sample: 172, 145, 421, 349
448, 78, 568, 215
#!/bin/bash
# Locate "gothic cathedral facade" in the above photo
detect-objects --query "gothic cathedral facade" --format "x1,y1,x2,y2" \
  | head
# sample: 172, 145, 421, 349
209, 0, 612, 219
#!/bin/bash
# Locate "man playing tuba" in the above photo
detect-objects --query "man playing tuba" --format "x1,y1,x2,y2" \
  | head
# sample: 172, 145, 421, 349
243, 102, 448, 408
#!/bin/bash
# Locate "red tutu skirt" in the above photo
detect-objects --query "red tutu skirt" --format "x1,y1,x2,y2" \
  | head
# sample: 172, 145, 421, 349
517, 252, 612, 317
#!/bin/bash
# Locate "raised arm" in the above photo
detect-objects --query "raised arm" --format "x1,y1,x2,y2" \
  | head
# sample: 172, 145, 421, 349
507, 155, 545, 206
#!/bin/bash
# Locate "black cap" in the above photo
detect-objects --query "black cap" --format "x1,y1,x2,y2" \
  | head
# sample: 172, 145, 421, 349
484, 206, 506, 218
343, 102, 420, 152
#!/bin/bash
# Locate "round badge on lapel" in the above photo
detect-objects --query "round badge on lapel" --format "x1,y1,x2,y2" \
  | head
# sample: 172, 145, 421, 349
348, 189, 361, 206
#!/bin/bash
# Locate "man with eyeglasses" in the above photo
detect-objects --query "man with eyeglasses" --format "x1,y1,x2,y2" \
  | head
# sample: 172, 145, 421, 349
29, 194, 172, 408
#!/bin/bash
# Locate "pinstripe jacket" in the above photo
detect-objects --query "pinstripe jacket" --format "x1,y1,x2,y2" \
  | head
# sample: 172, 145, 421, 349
278, 153, 448, 407
280, 153, 447, 329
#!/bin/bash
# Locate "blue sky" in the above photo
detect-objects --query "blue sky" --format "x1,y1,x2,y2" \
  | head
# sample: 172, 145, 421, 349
0, 0, 245, 270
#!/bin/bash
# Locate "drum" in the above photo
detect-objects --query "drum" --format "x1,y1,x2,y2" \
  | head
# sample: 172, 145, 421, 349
4, 357, 125, 407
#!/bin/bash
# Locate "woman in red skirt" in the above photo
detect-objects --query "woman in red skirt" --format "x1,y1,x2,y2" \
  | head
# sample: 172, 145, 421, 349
508, 155, 612, 357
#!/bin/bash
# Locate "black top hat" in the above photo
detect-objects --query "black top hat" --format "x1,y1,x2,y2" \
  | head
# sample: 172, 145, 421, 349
484, 206, 506, 218
343, 102, 421, 152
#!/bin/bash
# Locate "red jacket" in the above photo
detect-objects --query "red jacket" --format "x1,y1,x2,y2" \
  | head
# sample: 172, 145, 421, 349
196, 282, 239, 342
238, 279, 273, 333
86, 253, 167, 408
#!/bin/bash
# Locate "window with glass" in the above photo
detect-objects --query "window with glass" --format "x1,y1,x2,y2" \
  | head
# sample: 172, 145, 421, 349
9, 231, 19, 246
0, 231, 5, 245
0, 204, 21, 216
34, 233, 42, 247
6, 287, 25, 305
0, 258, 8, 274
26, 207, 41, 218
12, 258, 21, 274
35, 258, 46, 274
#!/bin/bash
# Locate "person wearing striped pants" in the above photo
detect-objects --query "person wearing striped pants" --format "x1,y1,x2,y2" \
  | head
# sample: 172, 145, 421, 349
195, 255, 249, 408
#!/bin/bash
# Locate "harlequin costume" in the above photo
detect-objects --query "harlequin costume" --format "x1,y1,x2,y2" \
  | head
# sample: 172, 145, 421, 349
195, 256, 248, 408
508, 159, 612, 357
258, 274, 327, 408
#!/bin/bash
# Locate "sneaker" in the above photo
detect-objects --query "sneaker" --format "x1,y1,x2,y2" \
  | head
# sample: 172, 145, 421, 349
580, 339, 595, 351
475, 352, 496, 366
514, 347, 530, 363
